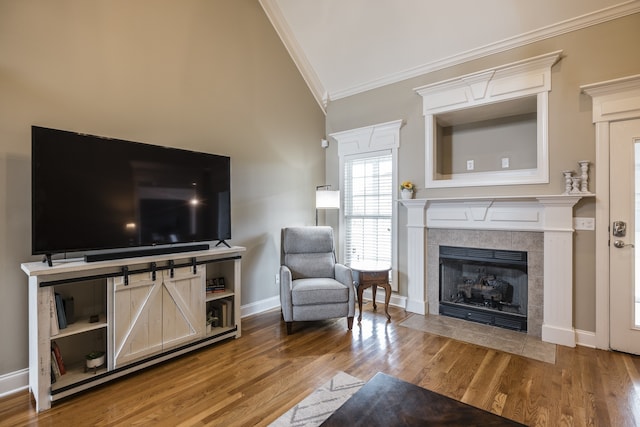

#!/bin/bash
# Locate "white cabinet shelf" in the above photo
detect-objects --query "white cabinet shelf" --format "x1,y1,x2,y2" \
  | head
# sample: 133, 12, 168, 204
23, 246, 245, 412
206, 290, 235, 301
51, 362, 108, 392
52, 315, 107, 339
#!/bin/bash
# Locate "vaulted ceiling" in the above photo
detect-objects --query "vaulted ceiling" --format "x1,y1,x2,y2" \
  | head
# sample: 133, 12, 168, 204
259, 0, 640, 111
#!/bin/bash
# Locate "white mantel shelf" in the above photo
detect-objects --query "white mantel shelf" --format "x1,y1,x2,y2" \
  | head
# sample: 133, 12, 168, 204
400, 194, 592, 347
401, 193, 593, 203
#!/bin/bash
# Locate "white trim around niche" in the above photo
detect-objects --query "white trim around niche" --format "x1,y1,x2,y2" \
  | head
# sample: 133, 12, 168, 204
415, 51, 561, 189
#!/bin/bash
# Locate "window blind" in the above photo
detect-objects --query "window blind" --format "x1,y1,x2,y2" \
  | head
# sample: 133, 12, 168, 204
344, 153, 393, 267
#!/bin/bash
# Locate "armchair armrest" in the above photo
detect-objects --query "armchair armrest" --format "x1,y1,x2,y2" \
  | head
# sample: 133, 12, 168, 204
334, 263, 353, 288
280, 265, 293, 321
335, 263, 356, 317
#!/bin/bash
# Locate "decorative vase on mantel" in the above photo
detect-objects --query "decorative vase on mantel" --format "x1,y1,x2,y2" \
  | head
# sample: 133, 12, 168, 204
401, 189, 414, 200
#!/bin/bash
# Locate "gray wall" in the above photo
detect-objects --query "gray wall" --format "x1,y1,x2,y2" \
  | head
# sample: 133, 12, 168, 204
325, 12, 640, 333
439, 113, 537, 174
0, 0, 325, 377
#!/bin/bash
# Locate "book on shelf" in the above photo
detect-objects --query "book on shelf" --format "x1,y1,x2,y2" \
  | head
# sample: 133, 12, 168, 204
222, 299, 233, 327
50, 350, 61, 380
49, 292, 59, 336
208, 299, 232, 328
51, 341, 66, 375
63, 296, 75, 324
54, 293, 67, 329
220, 302, 227, 327
50, 365, 57, 384
206, 277, 227, 293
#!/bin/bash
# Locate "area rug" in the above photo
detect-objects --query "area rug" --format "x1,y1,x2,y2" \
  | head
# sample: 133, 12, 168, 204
269, 371, 365, 427
399, 313, 556, 364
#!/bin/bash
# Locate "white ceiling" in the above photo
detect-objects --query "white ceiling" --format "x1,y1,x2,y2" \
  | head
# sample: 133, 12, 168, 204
259, 0, 640, 110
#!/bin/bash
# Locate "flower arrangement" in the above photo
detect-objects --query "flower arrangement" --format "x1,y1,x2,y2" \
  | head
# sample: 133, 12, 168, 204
400, 181, 415, 192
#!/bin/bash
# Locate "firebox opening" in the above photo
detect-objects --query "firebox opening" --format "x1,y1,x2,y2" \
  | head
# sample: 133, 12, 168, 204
439, 245, 528, 331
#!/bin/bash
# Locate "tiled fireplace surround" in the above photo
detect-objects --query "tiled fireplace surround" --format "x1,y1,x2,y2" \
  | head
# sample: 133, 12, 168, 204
428, 228, 543, 336
401, 195, 583, 347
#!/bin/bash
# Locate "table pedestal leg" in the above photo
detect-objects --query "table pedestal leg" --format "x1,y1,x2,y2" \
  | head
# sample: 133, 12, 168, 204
371, 285, 378, 310
357, 285, 364, 323
382, 284, 391, 322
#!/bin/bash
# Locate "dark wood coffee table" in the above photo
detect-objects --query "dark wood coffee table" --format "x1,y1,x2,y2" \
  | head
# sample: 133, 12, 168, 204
320, 372, 525, 426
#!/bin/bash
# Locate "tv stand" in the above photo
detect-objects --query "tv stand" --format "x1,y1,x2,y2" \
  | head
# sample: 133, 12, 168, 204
22, 246, 245, 412
215, 240, 231, 248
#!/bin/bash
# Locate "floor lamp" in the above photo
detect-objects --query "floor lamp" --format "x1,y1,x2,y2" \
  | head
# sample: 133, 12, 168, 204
315, 185, 340, 226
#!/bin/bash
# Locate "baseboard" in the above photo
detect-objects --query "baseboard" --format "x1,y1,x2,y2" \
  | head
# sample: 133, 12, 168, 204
542, 325, 577, 347
239, 291, 408, 320
0, 368, 28, 399
575, 329, 597, 348
360, 288, 406, 310
241, 296, 280, 318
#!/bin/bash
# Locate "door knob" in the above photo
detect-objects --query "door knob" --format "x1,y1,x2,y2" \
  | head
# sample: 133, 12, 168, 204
614, 240, 634, 248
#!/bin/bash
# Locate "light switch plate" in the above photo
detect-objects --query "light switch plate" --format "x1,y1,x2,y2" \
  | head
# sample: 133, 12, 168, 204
573, 217, 595, 230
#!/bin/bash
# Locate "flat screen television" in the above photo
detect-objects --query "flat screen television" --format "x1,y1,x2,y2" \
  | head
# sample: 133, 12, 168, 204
32, 126, 231, 264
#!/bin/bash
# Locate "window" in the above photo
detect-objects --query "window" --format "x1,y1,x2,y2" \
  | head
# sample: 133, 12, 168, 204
343, 153, 392, 267
331, 119, 401, 291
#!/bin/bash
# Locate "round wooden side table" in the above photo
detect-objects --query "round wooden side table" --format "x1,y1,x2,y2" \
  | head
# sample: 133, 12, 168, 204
350, 261, 392, 322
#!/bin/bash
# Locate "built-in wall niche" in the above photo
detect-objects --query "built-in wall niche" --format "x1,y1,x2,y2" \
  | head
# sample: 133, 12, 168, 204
415, 51, 562, 188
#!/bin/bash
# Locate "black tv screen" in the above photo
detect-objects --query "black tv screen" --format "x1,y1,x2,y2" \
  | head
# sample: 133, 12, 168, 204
32, 126, 231, 258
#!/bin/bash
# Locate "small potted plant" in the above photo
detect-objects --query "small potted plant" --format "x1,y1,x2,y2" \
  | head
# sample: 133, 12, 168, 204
206, 311, 219, 333
85, 351, 105, 374
400, 181, 416, 199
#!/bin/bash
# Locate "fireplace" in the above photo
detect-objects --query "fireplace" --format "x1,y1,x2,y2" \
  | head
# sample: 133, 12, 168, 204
439, 245, 528, 331
401, 195, 584, 347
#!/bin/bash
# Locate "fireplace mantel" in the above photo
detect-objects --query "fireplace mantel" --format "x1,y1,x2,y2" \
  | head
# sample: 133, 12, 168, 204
401, 194, 592, 347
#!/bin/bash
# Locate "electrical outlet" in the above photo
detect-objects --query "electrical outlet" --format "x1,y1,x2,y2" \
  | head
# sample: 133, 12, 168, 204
501, 157, 509, 168
573, 217, 595, 230
275, 273, 280, 285
466, 160, 474, 171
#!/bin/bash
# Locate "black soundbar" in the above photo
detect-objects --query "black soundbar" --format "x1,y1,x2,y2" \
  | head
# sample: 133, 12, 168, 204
84, 244, 211, 263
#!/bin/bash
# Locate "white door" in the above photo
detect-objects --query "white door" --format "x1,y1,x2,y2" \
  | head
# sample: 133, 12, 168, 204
610, 118, 640, 355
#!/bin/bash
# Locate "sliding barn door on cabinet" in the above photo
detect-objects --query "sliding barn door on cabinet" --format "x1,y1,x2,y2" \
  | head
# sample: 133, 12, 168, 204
162, 266, 205, 349
113, 266, 205, 367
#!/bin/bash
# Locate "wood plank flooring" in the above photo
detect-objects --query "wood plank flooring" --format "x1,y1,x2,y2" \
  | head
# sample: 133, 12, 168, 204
1, 306, 640, 426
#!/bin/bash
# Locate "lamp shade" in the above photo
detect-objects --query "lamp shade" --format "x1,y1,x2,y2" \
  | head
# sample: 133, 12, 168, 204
315, 190, 340, 209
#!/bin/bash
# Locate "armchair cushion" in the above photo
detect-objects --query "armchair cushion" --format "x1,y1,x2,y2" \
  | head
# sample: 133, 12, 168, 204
291, 278, 350, 306
282, 226, 336, 279
285, 253, 335, 279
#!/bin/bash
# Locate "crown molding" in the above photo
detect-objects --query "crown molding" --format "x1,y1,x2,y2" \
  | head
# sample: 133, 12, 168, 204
259, 0, 328, 113
330, 1, 640, 101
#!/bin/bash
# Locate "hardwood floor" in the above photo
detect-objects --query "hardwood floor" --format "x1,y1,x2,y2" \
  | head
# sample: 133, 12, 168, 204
2, 306, 640, 426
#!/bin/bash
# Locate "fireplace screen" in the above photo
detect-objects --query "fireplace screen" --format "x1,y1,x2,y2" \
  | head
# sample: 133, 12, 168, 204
439, 246, 528, 331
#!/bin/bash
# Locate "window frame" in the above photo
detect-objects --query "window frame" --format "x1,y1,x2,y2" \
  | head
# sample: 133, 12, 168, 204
331, 120, 401, 291
343, 150, 394, 269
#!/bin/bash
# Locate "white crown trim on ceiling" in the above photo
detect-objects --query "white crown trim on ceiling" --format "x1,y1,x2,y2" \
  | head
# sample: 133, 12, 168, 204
260, 1, 640, 111
259, 0, 327, 113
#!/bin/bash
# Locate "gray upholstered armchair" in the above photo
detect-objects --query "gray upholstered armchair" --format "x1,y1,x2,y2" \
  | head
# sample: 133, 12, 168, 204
280, 226, 355, 334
